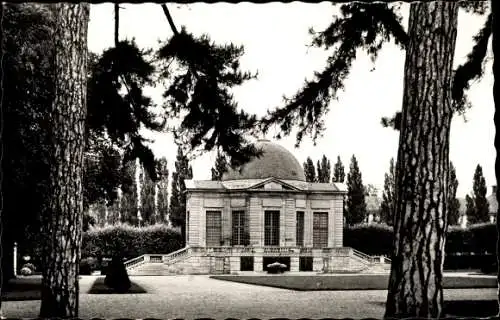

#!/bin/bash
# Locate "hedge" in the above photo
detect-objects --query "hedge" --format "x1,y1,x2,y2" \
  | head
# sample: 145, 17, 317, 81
344, 222, 497, 257
82, 223, 183, 259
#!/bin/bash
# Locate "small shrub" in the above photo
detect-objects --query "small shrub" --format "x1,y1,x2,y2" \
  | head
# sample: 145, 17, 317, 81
21, 263, 36, 273
79, 257, 98, 275
267, 262, 286, 274
104, 255, 131, 293
20, 266, 32, 276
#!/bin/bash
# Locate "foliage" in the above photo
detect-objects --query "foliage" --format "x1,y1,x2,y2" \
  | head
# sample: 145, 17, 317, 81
316, 155, 331, 183
21, 263, 37, 273
87, 40, 162, 181
345, 222, 496, 258
81, 224, 183, 259
448, 162, 461, 226
303, 157, 316, 182
104, 255, 131, 293
211, 150, 229, 181
471, 164, 490, 223
380, 158, 395, 226
156, 158, 170, 223
465, 194, 476, 223
260, 2, 407, 145
158, 27, 261, 168
79, 257, 98, 275
332, 156, 345, 183
120, 161, 140, 225
346, 155, 367, 225
140, 164, 157, 225
2, 4, 54, 265
169, 148, 193, 243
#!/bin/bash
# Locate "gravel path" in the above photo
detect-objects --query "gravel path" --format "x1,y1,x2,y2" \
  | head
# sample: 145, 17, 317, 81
2, 275, 497, 319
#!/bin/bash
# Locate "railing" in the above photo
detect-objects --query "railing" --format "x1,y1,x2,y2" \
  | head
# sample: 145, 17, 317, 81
351, 248, 379, 263
162, 247, 190, 264
263, 247, 297, 254
124, 255, 146, 269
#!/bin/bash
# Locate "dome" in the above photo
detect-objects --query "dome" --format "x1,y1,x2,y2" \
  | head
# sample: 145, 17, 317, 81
222, 139, 306, 181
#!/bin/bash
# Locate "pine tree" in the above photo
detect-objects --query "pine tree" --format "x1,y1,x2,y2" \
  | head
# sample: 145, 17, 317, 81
448, 162, 461, 226
346, 155, 367, 225
332, 156, 345, 183
472, 164, 490, 223
39, 3, 89, 317
303, 157, 316, 182
211, 150, 228, 181
380, 158, 396, 226
316, 155, 331, 183
169, 147, 193, 245
156, 158, 169, 224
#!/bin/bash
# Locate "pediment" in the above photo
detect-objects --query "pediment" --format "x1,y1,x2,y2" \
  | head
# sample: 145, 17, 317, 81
248, 177, 301, 191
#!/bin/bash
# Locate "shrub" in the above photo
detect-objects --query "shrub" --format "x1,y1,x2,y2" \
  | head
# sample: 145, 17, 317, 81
79, 257, 98, 275
344, 223, 394, 256
104, 255, 131, 293
20, 266, 32, 276
82, 223, 183, 260
21, 263, 36, 273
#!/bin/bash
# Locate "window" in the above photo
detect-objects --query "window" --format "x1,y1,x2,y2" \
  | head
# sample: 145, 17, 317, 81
206, 211, 222, 246
313, 212, 328, 248
232, 210, 248, 245
296, 211, 304, 246
264, 210, 280, 246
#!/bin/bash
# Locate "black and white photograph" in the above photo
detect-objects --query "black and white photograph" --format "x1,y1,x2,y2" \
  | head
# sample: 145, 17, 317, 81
1, 1, 499, 318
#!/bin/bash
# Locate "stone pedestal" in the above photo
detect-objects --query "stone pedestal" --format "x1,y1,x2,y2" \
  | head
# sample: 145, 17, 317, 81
290, 257, 299, 272
254, 256, 263, 272
313, 257, 323, 272
229, 256, 240, 273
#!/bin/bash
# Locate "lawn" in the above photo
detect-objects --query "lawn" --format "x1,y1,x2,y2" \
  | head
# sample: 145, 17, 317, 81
210, 274, 497, 291
1, 275, 147, 301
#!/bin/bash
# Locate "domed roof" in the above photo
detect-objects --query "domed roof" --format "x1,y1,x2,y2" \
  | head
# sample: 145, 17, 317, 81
222, 139, 306, 181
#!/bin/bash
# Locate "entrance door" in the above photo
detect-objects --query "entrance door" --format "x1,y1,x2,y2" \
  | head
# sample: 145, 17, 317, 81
264, 210, 280, 246
206, 210, 222, 246
313, 212, 328, 248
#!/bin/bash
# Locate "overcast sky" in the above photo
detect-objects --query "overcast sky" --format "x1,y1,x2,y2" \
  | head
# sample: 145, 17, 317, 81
88, 2, 494, 198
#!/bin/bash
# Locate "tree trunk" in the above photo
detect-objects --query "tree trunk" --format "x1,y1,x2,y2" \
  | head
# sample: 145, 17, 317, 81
114, 2, 119, 46
384, 2, 458, 318
492, 0, 500, 315
39, 3, 89, 318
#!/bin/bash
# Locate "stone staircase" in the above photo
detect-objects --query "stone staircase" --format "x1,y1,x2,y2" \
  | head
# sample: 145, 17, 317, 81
124, 246, 391, 275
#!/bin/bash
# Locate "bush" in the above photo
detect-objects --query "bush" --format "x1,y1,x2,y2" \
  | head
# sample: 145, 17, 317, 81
344, 223, 394, 256
21, 263, 36, 273
104, 255, 131, 293
82, 223, 183, 260
79, 257, 98, 275
20, 266, 33, 276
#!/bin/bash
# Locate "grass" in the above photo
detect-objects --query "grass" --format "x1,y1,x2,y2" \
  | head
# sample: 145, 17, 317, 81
210, 274, 497, 291
1, 276, 43, 301
88, 277, 147, 294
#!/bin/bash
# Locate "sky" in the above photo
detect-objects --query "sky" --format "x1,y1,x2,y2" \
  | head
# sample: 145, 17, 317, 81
88, 2, 494, 198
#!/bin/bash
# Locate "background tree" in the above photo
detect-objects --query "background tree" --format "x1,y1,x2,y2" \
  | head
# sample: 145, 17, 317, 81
346, 155, 367, 225
38, 3, 90, 317
120, 160, 139, 225
141, 163, 157, 225
156, 157, 170, 223
316, 154, 331, 183
472, 164, 490, 223
169, 148, 193, 245
332, 155, 345, 183
211, 150, 228, 181
448, 162, 461, 226
465, 194, 476, 224
380, 158, 395, 225
303, 157, 316, 182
